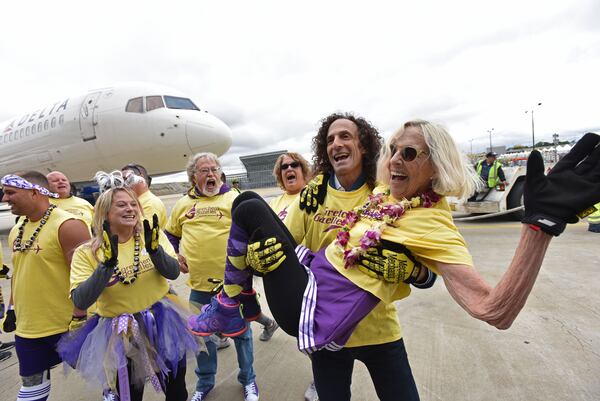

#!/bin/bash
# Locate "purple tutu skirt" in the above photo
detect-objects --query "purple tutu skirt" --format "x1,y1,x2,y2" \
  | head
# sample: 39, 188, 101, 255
57, 295, 203, 397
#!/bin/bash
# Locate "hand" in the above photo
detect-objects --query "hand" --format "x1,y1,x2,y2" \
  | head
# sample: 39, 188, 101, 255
0, 264, 9, 279
177, 254, 189, 273
246, 237, 286, 275
1, 309, 16, 333
358, 239, 422, 284
522, 133, 600, 236
299, 174, 328, 214
101, 221, 119, 268
69, 315, 87, 331
143, 214, 160, 254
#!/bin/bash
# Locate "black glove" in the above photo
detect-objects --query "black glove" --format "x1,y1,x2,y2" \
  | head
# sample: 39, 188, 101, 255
143, 214, 160, 254
0, 264, 9, 279
522, 133, 600, 236
299, 174, 329, 215
2, 309, 16, 333
101, 221, 119, 268
358, 239, 422, 284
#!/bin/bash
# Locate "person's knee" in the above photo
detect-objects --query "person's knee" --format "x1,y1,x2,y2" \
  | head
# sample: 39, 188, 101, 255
232, 191, 263, 210
18, 370, 51, 401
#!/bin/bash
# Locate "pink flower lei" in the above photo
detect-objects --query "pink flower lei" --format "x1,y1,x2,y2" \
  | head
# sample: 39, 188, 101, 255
335, 189, 440, 268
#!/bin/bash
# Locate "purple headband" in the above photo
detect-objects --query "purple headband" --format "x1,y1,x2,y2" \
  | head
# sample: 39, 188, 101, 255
1, 174, 59, 198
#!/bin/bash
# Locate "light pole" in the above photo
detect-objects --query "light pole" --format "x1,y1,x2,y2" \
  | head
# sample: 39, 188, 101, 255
525, 102, 542, 149
487, 128, 494, 152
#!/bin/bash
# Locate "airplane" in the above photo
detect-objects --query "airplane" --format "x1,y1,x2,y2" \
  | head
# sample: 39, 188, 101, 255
0, 82, 233, 183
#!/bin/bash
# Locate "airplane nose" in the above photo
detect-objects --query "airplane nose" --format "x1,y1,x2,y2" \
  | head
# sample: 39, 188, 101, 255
186, 113, 233, 157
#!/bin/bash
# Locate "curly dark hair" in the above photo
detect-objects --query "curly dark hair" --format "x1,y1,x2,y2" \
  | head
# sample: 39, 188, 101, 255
312, 112, 382, 189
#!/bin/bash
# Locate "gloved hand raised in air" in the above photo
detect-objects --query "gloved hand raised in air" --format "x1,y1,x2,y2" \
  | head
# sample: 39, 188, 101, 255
522, 133, 600, 236
299, 174, 328, 214
246, 237, 287, 275
101, 221, 119, 268
143, 214, 160, 254
358, 239, 423, 284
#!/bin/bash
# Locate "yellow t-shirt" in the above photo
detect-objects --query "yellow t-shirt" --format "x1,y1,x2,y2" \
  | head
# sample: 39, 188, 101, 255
138, 190, 168, 228
283, 176, 400, 347
327, 195, 473, 304
70, 232, 176, 317
51, 196, 94, 227
9, 208, 81, 338
268, 192, 299, 221
165, 190, 238, 292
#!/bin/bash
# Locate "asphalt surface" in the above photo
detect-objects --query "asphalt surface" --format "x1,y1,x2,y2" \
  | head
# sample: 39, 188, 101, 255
0, 191, 598, 401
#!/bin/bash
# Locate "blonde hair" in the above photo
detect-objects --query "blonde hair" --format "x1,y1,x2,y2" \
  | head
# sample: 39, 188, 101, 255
272, 152, 312, 190
89, 187, 142, 261
186, 152, 221, 186
377, 119, 481, 199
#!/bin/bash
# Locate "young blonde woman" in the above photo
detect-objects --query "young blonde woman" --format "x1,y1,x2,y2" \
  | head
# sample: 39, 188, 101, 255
58, 172, 200, 401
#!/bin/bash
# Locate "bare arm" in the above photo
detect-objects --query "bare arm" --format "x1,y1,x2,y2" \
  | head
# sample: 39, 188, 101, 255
437, 225, 552, 329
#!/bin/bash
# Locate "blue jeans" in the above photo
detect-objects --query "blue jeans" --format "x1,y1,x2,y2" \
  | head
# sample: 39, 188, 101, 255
189, 289, 256, 392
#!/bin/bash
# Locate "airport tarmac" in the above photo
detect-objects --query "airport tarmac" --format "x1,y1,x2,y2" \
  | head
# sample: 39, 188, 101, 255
0, 191, 599, 401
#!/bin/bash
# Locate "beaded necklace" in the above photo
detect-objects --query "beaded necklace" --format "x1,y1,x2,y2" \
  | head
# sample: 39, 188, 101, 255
13, 204, 57, 252
113, 231, 141, 285
335, 189, 440, 268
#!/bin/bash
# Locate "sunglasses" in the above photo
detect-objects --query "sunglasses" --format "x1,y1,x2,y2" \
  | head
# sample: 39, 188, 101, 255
281, 161, 300, 170
389, 144, 428, 162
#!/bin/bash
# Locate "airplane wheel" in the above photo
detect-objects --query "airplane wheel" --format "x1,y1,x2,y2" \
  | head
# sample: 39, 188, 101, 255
507, 180, 525, 221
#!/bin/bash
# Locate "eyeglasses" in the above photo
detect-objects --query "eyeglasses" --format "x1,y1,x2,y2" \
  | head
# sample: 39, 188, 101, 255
196, 167, 221, 175
281, 161, 300, 170
389, 144, 428, 162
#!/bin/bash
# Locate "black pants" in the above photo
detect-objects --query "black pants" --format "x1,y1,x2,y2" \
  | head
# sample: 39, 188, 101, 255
231, 191, 308, 336
119, 358, 187, 401
311, 339, 420, 401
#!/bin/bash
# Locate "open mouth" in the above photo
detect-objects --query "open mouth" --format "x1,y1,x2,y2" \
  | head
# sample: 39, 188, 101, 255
333, 153, 349, 162
121, 214, 137, 221
205, 178, 216, 191
391, 171, 408, 182
285, 172, 297, 184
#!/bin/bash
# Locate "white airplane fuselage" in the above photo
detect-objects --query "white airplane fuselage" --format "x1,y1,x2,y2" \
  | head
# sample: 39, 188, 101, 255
0, 83, 232, 182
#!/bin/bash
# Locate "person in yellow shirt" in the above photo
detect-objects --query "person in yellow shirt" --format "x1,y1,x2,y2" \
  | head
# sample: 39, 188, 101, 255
0, 240, 15, 363
1, 171, 90, 401
57, 171, 198, 401
164, 153, 261, 401
269, 152, 311, 221
121, 163, 168, 228
190, 122, 600, 401
47, 171, 94, 227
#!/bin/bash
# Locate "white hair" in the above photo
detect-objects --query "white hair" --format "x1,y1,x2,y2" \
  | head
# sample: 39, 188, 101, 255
94, 170, 126, 193
186, 152, 221, 185
377, 119, 482, 199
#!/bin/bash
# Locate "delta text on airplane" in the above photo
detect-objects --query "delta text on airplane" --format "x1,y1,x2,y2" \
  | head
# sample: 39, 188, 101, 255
0, 82, 233, 182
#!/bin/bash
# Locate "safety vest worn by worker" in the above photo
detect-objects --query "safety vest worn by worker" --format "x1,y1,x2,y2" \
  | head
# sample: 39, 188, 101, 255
588, 202, 600, 225
476, 160, 502, 188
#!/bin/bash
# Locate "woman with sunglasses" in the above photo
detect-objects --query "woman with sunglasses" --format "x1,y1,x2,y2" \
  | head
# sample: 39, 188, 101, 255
58, 171, 199, 401
190, 120, 600, 401
269, 152, 312, 221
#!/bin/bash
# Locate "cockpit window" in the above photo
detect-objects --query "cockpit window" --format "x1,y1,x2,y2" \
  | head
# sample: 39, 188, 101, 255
164, 96, 199, 111
146, 96, 164, 112
126, 97, 143, 113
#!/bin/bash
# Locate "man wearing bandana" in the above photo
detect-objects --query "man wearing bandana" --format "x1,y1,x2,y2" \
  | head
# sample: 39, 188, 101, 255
164, 153, 261, 401
1, 171, 90, 401
121, 163, 168, 228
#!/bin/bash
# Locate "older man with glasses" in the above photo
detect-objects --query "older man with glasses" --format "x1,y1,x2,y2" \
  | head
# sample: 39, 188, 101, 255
164, 152, 261, 401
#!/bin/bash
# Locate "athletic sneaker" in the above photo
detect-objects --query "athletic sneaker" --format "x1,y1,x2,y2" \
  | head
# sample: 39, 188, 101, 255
243, 381, 259, 401
304, 381, 319, 401
102, 389, 119, 401
0, 341, 15, 351
217, 337, 231, 350
188, 293, 247, 337
259, 320, 279, 342
0, 350, 12, 363
191, 385, 214, 401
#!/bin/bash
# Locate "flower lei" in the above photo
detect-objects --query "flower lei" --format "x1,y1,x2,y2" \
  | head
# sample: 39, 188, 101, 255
335, 189, 440, 268
13, 204, 57, 252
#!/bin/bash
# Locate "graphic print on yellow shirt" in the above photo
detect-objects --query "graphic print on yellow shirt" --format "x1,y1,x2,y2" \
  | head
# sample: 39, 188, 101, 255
165, 190, 238, 292
268, 192, 299, 220
70, 231, 176, 317
9, 208, 82, 338
284, 176, 401, 347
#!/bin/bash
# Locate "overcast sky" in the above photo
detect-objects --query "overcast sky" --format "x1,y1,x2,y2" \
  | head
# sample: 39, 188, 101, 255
1, 0, 599, 169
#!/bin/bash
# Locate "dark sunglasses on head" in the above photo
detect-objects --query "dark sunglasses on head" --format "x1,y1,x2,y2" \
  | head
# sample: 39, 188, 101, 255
281, 161, 300, 170
389, 144, 428, 162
